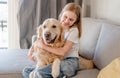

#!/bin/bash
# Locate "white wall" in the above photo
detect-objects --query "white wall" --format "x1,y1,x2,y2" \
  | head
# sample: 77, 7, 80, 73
8, 0, 20, 49
90, 0, 120, 25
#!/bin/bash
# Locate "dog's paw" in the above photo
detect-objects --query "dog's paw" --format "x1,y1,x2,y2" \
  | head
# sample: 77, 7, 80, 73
52, 58, 61, 78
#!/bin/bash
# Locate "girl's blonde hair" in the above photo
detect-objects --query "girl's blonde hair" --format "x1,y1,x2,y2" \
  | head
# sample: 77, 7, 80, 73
59, 3, 82, 38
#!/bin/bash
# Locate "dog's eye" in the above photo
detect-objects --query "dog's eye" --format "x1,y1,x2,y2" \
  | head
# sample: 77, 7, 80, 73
52, 25, 56, 28
43, 25, 46, 28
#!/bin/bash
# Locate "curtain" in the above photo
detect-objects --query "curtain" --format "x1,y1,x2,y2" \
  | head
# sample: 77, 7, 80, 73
17, 0, 82, 49
8, 0, 20, 49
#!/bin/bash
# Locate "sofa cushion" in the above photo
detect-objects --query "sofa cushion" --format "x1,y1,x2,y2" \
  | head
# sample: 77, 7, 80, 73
94, 23, 120, 69
72, 69, 99, 78
79, 18, 102, 59
0, 49, 35, 73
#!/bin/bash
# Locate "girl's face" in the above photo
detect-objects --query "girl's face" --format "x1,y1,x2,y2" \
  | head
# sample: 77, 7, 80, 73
60, 11, 77, 29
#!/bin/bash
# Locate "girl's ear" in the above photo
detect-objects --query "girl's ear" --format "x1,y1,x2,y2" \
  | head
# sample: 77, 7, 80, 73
37, 25, 42, 38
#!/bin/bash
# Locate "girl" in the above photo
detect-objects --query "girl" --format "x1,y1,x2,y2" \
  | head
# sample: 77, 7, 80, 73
23, 3, 82, 78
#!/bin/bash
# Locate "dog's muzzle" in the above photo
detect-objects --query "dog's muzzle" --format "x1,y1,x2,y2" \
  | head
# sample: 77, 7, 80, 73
44, 32, 57, 44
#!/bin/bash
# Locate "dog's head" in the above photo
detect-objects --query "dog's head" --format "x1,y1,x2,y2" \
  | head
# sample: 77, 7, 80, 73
37, 18, 64, 45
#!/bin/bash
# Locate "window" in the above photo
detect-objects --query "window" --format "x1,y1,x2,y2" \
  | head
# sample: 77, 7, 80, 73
0, 0, 8, 49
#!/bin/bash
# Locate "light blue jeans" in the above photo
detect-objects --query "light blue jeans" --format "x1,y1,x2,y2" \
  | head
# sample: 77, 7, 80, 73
22, 57, 79, 78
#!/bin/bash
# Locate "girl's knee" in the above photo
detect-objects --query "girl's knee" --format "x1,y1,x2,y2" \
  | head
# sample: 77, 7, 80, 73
22, 66, 35, 78
22, 68, 29, 78
22, 67, 29, 76
23, 67, 34, 73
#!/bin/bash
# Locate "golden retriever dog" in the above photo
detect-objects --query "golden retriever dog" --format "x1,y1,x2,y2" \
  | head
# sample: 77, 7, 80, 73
29, 18, 64, 78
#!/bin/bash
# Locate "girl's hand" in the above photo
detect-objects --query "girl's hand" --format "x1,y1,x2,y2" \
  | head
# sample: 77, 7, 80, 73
28, 46, 35, 62
35, 38, 45, 49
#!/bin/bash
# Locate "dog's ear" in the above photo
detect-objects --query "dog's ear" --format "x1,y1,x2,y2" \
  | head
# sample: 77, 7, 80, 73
37, 25, 42, 38
60, 26, 64, 42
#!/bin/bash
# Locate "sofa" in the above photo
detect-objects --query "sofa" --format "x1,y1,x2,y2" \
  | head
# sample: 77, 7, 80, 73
0, 18, 120, 78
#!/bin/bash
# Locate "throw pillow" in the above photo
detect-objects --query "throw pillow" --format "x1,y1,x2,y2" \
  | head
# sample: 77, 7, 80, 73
97, 57, 120, 78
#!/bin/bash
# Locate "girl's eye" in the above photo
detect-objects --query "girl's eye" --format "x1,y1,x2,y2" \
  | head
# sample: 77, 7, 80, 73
69, 19, 73, 21
52, 25, 56, 28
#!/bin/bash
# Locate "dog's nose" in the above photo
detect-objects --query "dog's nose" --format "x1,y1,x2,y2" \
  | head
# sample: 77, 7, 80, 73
45, 32, 51, 38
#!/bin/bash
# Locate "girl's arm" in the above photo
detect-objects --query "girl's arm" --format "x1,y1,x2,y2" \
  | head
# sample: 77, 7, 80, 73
37, 39, 73, 56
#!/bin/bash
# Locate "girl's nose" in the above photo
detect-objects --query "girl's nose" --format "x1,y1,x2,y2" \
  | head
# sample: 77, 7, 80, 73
64, 19, 69, 24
